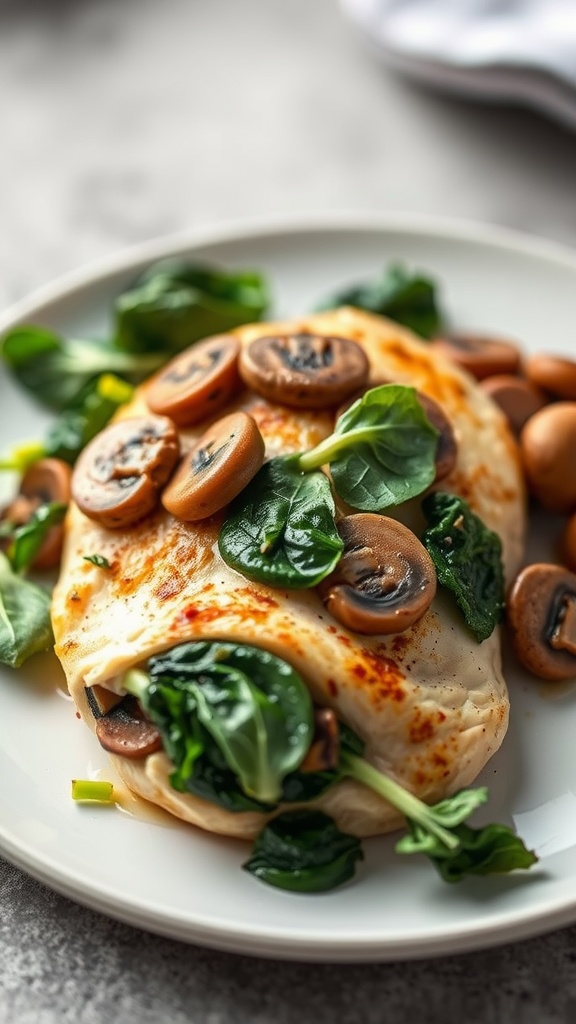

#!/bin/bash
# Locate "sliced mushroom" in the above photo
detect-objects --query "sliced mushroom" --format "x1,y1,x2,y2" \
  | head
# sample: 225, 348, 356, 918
480, 374, 548, 435
317, 514, 437, 635
95, 696, 162, 758
161, 411, 265, 521
525, 353, 576, 402
72, 415, 180, 528
146, 334, 241, 426
430, 332, 522, 381
299, 708, 340, 773
337, 384, 457, 483
1, 458, 72, 569
415, 393, 458, 482
238, 332, 369, 408
507, 564, 576, 680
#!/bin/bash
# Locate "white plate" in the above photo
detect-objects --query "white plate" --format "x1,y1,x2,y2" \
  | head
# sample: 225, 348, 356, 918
2, 214, 576, 962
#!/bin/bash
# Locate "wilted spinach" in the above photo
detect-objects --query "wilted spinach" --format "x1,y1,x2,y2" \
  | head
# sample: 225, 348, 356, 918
1, 326, 161, 412
298, 384, 439, 511
114, 260, 269, 354
5, 502, 67, 575
1, 261, 269, 413
422, 491, 505, 642
0, 553, 53, 667
123, 640, 314, 805
315, 262, 442, 339
243, 810, 363, 892
218, 455, 344, 588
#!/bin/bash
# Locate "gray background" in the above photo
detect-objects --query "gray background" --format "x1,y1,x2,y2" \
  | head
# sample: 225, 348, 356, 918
3, 1, 576, 1021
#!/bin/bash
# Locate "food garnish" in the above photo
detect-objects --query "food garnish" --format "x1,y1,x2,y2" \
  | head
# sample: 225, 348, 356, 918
315, 262, 442, 339
71, 779, 114, 803
83, 554, 111, 569
146, 333, 242, 426
72, 415, 180, 528
238, 332, 369, 408
161, 412, 265, 521
422, 492, 505, 643
430, 332, 522, 380
317, 514, 437, 635
0, 553, 53, 668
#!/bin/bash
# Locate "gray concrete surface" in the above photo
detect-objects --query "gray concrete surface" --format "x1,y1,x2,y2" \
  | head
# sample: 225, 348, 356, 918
3, 1, 576, 1021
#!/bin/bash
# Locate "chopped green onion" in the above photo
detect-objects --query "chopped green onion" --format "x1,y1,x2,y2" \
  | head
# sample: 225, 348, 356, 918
71, 779, 114, 802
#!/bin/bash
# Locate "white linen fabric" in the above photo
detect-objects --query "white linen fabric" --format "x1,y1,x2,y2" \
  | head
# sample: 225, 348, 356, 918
342, 0, 576, 127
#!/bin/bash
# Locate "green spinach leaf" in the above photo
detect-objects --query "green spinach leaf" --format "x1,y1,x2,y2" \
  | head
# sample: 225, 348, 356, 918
0, 553, 53, 667
1, 326, 161, 411
422, 491, 505, 642
114, 260, 269, 354
218, 455, 344, 589
243, 810, 363, 892
298, 385, 438, 511
125, 640, 314, 805
43, 374, 134, 464
315, 262, 442, 339
6, 502, 67, 574
342, 753, 536, 882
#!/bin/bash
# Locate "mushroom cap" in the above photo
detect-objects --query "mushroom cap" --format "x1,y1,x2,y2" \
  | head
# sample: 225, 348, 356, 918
317, 513, 437, 635
161, 411, 265, 521
72, 415, 180, 528
430, 332, 522, 381
146, 333, 241, 426
525, 353, 576, 402
239, 332, 369, 408
2, 457, 72, 570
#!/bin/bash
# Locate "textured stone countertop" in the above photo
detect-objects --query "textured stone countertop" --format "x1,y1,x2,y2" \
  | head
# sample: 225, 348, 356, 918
3, 1, 576, 1021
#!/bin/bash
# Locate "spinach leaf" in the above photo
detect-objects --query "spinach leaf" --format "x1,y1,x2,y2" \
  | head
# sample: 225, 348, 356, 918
397, 819, 538, 883
342, 753, 536, 882
0, 553, 53, 667
114, 260, 269, 354
243, 810, 363, 892
125, 640, 314, 805
218, 456, 344, 589
6, 502, 67, 574
280, 721, 366, 803
1, 326, 162, 412
43, 374, 134, 464
298, 385, 438, 511
315, 262, 442, 339
422, 491, 505, 642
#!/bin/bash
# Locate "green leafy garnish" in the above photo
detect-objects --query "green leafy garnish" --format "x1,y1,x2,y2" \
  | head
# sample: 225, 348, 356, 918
315, 262, 442, 339
43, 374, 134, 464
1, 326, 162, 412
298, 384, 439, 510
218, 455, 344, 589
243, 810, 363, 892
114, 260, 269, 354
1, 262, 269, 413
6, 502, 67, 575
341, 753, 537, 882
124, 641, 314, 805
422, 491, 505, 642
0, 553, 53, 667
83, 554, 111, 569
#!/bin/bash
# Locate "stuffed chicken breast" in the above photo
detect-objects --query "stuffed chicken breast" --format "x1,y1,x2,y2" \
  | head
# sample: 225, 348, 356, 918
52, 307, 525, 839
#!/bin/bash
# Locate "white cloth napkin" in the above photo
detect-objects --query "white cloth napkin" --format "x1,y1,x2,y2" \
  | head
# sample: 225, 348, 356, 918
342, 0, 576, 127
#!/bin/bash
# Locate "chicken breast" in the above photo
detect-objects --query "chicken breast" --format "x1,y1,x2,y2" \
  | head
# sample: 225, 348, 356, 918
52, 307, 525, 838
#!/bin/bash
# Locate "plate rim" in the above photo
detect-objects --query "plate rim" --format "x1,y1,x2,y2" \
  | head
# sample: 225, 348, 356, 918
3, 211, 576, 332
3, 211, 576, 962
